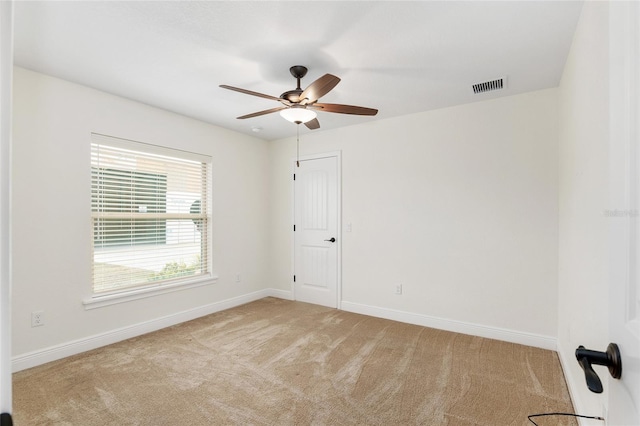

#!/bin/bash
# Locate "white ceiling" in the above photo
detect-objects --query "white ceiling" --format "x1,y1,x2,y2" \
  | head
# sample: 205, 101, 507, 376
14, 1, 583, 141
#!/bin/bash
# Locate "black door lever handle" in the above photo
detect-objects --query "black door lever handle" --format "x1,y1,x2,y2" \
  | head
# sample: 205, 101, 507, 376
324, 237, 336, 243
575, 343, 622, 393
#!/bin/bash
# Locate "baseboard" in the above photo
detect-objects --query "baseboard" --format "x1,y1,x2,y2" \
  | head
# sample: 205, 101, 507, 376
265, 288, 293, 300
13, 288, 289, 372
341, 301, 557, 351
12, 290, 550, 372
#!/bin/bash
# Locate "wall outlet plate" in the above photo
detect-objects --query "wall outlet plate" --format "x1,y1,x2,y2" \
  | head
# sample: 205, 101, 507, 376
31, 311, 44, 327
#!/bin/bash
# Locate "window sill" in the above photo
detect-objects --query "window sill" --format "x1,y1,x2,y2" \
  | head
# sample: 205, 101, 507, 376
82, 274, 219, 310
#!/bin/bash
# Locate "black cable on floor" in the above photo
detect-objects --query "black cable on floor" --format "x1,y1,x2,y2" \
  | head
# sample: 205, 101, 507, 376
528, 412, 604, 425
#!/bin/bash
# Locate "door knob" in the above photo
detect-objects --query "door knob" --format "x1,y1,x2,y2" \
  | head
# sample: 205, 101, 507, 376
324, 237, 336, 243
575, 343, 622, 393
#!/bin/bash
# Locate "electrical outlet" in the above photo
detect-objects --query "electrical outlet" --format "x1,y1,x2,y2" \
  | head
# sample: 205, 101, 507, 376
31, 311, 44, 327
395, 284, 402, 295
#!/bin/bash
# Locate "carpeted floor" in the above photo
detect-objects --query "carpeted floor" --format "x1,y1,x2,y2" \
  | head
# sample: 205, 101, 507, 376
13, 297, 576, 425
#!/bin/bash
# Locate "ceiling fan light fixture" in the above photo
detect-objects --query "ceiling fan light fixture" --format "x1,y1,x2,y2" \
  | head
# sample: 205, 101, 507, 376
280, 107, 317, 124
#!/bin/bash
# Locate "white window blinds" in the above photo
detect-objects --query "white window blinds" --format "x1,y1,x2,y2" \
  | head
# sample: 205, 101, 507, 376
91, 134, 211, 294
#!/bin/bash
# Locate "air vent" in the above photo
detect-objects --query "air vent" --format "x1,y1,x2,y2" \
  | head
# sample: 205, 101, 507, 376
472, 77, 506, 94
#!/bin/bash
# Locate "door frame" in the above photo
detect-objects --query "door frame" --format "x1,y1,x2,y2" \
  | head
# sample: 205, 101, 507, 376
291, 151, 342, 309
0, 0, 13, 420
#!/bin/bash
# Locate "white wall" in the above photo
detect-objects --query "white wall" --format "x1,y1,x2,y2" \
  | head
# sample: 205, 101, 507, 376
11, 67, 270, 362
269, 89, 559, 345
557, 1, 610, 420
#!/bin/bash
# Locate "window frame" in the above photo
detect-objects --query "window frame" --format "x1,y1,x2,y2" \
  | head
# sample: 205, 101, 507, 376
84, 133, 217, 309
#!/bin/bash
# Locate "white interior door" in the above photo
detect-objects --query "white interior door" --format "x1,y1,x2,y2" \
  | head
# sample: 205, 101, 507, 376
293, 154, 340, 308
608, 2, 640, 424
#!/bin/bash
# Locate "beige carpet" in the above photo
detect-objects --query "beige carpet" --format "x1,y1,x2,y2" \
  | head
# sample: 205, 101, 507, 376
13, 298, 576, 425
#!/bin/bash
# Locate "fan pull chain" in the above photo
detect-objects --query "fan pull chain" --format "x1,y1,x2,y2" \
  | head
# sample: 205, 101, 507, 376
296, 123, 300, 167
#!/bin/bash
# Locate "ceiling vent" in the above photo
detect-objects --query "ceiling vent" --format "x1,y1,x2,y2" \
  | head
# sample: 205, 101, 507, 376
472, 77, 506, 94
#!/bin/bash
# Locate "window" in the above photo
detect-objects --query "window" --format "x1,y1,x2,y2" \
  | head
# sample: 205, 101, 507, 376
91, 134, 211, 296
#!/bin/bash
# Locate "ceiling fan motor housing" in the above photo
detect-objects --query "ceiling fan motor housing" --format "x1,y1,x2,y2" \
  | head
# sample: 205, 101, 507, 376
281, 89, 303, 103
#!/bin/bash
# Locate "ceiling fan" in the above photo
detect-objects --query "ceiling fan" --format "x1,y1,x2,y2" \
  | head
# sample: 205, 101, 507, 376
220, 65, 378, 130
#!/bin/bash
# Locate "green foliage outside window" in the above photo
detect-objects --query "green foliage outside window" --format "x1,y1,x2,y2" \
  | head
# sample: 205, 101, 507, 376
148, 256, 202, 282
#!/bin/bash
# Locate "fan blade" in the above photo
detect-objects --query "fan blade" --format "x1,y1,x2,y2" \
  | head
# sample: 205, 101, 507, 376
304, 118, 320, 130
220, 85, 282, 102
237, 106, 287, 119
311, 103, 378, 116
299, 74, 340, 105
